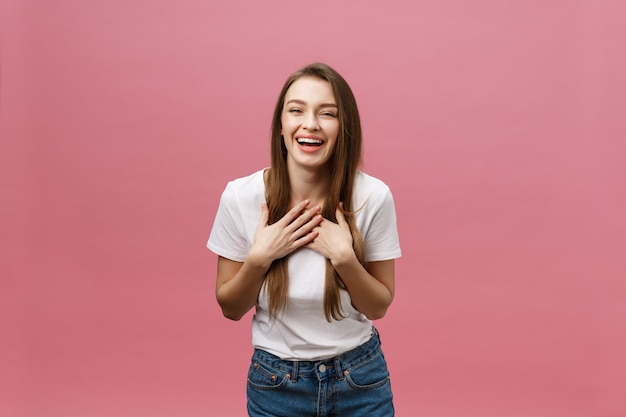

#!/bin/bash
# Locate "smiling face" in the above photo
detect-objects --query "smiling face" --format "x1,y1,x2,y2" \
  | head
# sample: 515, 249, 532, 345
280, 76, 340, 173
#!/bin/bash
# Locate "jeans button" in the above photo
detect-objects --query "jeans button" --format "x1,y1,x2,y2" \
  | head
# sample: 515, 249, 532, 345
319, 364, 326, 372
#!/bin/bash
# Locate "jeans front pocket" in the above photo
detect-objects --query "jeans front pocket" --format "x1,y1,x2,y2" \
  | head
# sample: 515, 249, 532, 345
247, 360, 289, 391
343, 351, 391, 391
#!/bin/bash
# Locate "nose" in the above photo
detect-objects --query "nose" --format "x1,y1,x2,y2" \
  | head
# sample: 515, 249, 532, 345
302, 112, 320, 130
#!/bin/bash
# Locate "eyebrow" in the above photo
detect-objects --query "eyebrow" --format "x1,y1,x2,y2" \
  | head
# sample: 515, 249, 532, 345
285, 99, 337, 108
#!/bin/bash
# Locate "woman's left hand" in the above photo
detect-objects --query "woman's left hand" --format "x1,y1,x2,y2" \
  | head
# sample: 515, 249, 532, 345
306, 204, 355, 265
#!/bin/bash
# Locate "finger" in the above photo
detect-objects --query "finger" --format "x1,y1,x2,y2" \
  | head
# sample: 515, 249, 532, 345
258, 203, 269, 227
289, 214, 323, 239
285, 205, 321, 233
293, 228, 319, 249
335, 205, 348, 228
279, 200, 310, 226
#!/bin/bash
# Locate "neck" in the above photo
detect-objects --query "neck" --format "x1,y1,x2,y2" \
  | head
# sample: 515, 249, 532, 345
288, 165, 330, 207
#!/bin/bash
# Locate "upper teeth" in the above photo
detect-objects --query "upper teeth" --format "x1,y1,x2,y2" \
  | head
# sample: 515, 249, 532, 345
297, 138, 322, 145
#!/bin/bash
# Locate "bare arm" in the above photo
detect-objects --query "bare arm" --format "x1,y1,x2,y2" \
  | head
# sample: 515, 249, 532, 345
215, 256, 265, 321
215, 200, 323, 320
333, 257, 394, 320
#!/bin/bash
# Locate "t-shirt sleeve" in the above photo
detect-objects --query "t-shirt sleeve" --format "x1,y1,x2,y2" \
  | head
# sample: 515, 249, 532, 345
364, 187, 402, 262
207, 182, 249, 262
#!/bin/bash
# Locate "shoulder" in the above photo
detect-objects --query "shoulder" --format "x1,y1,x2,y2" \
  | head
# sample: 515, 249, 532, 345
353, 171, 398, 220
221, 169, 267, 201
226, 168, 266, 190
354, 171, 393, 201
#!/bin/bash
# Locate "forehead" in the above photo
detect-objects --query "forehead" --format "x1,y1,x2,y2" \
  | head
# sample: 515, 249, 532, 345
284, 76, 336, 103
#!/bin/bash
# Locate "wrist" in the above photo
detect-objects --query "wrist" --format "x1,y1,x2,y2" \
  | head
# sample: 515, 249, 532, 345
245, 251, 273, 272
330, 248, 357, 268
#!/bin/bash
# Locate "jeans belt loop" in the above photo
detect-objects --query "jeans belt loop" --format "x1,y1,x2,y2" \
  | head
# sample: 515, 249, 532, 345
291, 361, 299, 382
334, 357, 343, 380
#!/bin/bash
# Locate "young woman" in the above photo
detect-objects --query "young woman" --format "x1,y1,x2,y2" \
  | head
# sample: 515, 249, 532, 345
207, 63, 401, 416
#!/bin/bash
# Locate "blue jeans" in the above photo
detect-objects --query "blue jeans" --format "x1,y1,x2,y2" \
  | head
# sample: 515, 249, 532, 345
246, 328, 394, 417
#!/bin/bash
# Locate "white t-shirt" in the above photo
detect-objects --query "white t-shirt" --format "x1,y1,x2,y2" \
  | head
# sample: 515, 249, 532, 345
207, 169, 401, 360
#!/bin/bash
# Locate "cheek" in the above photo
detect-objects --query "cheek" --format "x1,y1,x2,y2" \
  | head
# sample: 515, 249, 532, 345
281, 120, 296, 136
329, 127, 340, 145
327, 137, 338, 153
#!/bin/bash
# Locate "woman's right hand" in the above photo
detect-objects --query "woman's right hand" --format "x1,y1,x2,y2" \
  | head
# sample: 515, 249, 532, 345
246, 200, 323, 269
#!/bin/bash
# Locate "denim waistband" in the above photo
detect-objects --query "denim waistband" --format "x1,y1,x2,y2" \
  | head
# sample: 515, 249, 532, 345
251, 327, 382, 381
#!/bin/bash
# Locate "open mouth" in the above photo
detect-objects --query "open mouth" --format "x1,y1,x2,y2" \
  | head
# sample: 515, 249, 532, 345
296, 138, 323, 147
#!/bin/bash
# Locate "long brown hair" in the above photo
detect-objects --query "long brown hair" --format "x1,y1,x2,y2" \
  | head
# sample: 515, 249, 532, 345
264, 63, 367, 321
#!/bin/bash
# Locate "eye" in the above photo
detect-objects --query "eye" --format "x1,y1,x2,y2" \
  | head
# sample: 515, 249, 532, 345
321, 111, 337, 117
288, 108, 303, 114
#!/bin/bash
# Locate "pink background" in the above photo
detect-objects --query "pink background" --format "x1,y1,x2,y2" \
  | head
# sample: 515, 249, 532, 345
1, 1, 625, 416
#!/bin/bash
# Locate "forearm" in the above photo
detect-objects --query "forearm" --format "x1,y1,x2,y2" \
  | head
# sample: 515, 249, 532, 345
216, 256, 269, 320
332, 255, 394, 320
